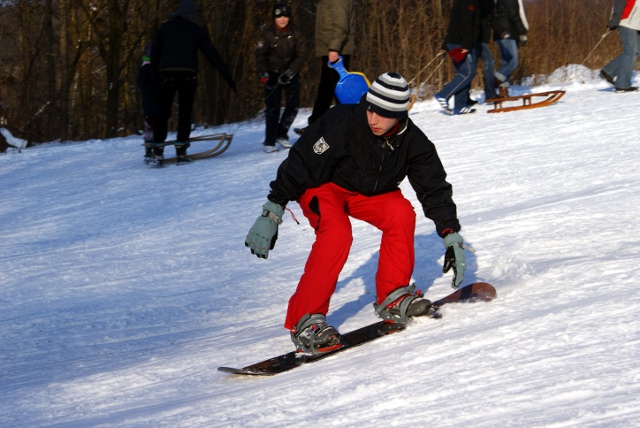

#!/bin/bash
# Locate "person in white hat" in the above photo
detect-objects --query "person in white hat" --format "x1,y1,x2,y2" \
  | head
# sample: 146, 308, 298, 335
246, 72, 468, 355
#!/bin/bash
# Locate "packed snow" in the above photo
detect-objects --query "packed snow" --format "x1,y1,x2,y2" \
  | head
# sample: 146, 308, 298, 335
1, 69, 639, 427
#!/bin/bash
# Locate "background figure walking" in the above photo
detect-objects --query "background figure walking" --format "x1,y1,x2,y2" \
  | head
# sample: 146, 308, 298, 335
493, 0, 529, 97
600, 0, 640, 93
297, 0, 354, 133
434, 0, 481, 115
150, 0, 236, 167
256, 4, 305, 153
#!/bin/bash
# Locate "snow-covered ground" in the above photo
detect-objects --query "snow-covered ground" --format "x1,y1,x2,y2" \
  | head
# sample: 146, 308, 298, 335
1, 69, 639, 427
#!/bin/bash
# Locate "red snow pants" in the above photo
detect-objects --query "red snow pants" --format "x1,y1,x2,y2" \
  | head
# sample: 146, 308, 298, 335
284, 182, 416, 330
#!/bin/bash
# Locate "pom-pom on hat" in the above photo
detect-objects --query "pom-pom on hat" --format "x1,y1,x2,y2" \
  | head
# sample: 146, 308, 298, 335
365, 72, 410, 118
273, 4, 291, 18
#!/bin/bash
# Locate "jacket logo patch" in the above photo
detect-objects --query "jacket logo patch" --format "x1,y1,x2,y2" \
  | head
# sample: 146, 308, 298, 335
313, 137, 330, 154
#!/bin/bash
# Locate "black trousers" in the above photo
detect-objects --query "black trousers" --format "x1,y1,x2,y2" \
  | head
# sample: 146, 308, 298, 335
264, 73, 300, 146
154, 70, 198, 144
308, 55, 350, 125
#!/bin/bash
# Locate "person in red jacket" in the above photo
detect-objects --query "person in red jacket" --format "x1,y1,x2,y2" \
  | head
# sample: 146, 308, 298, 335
245, 72, 469, 355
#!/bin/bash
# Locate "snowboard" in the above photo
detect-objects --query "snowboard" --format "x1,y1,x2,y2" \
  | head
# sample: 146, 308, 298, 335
218, 282, 496, 376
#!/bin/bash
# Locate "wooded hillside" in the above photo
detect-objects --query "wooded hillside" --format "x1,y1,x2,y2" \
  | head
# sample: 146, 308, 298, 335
0, 0, 620, 147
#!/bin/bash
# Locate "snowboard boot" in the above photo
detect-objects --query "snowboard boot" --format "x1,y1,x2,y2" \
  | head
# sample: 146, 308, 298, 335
374, 284, 433, 326
290, 314, 342, 356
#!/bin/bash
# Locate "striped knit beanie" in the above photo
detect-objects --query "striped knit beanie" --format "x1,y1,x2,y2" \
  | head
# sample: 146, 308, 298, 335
365, 72, 410, 118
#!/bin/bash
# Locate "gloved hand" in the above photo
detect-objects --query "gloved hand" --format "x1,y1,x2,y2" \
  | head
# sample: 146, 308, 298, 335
245, 201, 284, 259
608, 25, 618, 31
278, 69, 296, 85
448, 48, 468, 63
259, 73, 270, 85
519, 35, 528, 47
442, 232, 466, 289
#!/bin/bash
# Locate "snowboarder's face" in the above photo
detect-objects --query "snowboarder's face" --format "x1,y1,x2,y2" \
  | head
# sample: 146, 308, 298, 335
366, 111, 399, 136
275, 16, 289, 29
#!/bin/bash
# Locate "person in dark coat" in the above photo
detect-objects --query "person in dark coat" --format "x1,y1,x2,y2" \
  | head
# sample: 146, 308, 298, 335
492, 0, 529, 97
137, 43, 157, 164
150, 0, 236, 166
256, 4, 306, 153
245, 73, 468, 355
434, 0, 481, 115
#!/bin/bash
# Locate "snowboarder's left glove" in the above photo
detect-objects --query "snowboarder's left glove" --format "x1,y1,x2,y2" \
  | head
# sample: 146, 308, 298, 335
245, 201, 284, 259
278, 69, 296, 85
442, 232, 466, 289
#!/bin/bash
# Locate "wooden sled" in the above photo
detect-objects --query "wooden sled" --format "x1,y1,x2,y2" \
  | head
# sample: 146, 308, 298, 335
142, 132, 233, 163
488, 90, 565, 113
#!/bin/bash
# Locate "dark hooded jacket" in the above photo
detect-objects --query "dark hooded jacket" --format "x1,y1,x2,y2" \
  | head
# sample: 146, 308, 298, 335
493, 0, 529, 42
150, 0, 234, 87
443, 0, 481, 51
268, 100, 460, 237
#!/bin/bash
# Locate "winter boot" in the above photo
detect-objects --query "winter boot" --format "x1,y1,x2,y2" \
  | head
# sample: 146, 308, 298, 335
290, 314, 342, 355
143, 146, 154, 165
148, 146, 164, 167
374, 284, 433, 326
175, 142, 192, 165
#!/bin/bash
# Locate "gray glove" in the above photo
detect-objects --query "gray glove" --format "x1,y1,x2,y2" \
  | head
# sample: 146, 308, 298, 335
442, 232, 466, 289
245, 201, 284, 259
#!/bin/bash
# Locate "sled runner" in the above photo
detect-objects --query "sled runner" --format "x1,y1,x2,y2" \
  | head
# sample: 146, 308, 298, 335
142, 132, 233, 163
488, 90, 565, 113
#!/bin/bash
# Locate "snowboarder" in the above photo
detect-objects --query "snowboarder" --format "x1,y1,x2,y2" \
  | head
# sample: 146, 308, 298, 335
255, 3, 306, 153
150, 0, 236, 166
245, 72, 468, 355
493, 0, 529, 97
600, 0, 640, 93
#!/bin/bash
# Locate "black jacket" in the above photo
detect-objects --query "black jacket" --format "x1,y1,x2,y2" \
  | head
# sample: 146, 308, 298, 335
268, 100, 460, 237
256, 23, 306, 75
151, 15, 234, 88
493, 0, 528, 41
443, 0, 480, 51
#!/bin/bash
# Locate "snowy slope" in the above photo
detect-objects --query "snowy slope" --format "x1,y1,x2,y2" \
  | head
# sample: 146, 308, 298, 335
1, 72, 640, 427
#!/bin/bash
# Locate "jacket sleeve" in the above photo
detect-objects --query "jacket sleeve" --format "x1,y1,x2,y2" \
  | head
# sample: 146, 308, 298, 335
255, 29, 270, 75
608, 0, 627, 27
200, 29, 234, 85
327, 0, 352, 52
288, 28, 307, 74
509, 0, 529, 36
405, 129, 461, 237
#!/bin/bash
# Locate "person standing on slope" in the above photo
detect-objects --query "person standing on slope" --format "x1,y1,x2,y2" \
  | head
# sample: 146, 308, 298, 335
150, 0, 236, 166
245, 72, 469, 355
256, 4, 306, 153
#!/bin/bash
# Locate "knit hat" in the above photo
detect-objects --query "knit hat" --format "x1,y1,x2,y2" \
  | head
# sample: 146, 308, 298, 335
365, 72, 410, 118
273, 4, 291, 18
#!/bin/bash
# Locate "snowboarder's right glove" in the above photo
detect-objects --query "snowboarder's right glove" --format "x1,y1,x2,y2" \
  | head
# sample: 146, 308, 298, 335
278, 69, 296, 85
442, 232, 466, 289
245, 201, 284, 259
